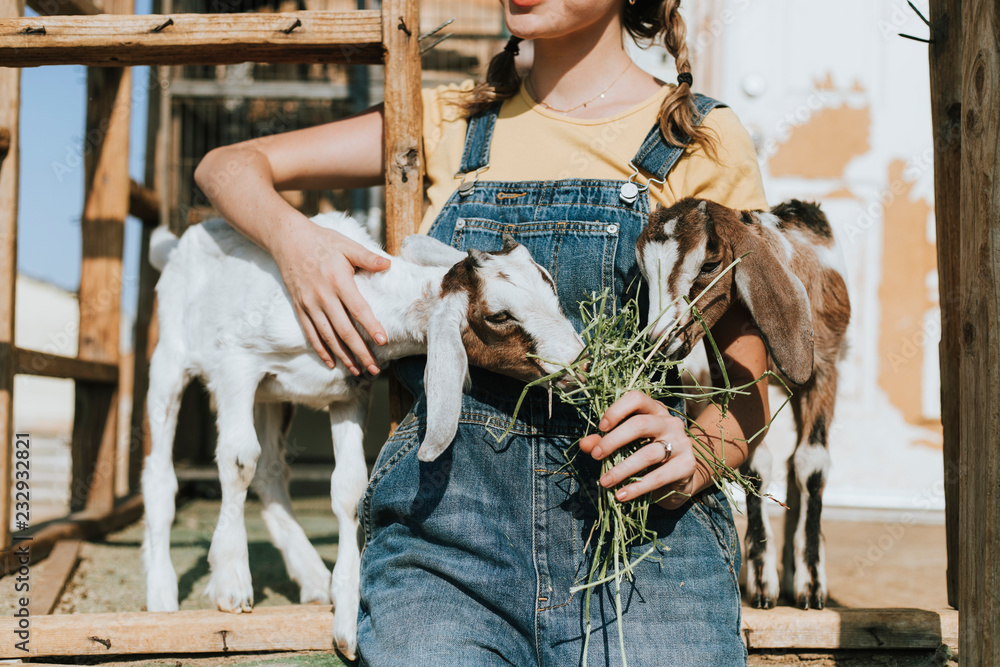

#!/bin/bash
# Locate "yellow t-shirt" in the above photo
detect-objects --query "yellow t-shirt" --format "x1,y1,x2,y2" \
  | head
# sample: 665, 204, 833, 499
419, 80, 768, 234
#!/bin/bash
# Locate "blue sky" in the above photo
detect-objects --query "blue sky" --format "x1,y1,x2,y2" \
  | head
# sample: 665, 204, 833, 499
19, 0, 153, 317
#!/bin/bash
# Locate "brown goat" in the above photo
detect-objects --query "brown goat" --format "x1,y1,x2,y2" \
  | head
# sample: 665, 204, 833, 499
636, 197, 851, 610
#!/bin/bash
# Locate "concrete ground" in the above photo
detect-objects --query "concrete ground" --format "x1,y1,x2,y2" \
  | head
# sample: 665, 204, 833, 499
4, 494, 954, 666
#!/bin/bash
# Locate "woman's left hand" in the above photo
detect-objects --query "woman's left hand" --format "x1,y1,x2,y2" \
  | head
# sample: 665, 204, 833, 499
578, 390, 704, 510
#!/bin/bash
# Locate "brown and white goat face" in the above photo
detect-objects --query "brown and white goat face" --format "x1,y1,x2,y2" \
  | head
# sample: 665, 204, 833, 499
417, 235, 585, 462
438, 240, 584, 384
637, 198, 815, 386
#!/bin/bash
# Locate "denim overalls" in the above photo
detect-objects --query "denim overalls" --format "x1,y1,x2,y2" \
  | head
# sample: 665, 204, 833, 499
357, 93, 747, 666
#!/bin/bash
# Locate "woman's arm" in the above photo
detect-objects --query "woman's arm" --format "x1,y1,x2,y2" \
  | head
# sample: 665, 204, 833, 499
578, 303, 770, 510
193, 105, 390, 376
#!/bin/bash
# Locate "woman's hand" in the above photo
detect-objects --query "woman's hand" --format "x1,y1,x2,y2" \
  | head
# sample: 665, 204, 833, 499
270, 216, 390, 376
578, 390, 705, 510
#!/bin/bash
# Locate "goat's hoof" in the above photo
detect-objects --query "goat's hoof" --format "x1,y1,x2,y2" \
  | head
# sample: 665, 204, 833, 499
205, 564, 255, 613
334, 631, 357, 662
214, 594, 254, 614
335, 642, 357, 663
333, 607, 358, 662
751, 594, 776, 610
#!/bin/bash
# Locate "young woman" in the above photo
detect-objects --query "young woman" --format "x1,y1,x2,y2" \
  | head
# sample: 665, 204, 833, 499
196, 1, 770, 663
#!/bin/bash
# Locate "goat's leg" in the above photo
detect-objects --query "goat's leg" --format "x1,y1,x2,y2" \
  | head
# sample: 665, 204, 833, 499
743, 443, 779, 608
203, 370, 265, 613
784, 374, 836, 610
142, 347, 190, 612
328, 396, 371, 662
251, 402, 332, 604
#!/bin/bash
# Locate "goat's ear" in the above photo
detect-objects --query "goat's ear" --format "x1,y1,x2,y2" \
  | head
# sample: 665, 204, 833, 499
732, 228, 815, 385
418, 290, 470, 462
501, 233, 518, 253
400, 235, 466, 267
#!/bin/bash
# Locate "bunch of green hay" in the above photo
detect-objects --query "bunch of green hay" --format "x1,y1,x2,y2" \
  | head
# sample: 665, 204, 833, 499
506, 258, 788, 666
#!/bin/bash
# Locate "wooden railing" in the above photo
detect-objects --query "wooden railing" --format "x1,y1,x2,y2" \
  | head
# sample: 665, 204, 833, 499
0, 0, 421, 573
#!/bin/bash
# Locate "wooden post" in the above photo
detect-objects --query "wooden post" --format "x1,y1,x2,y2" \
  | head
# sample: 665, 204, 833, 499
959, 0, 1000, 662
381, 0, 422, 254
928, 0, 962, 610
382, 0, 421, 428
0, 1, 23, 550
70, 0, 133, 514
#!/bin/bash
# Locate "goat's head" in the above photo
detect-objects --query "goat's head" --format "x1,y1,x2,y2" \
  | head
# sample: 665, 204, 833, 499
636, 197, 814, 385
403, 234, 585, 462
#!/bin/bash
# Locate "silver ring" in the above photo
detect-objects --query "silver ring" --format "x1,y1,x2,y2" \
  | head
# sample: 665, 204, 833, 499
657, 440, 673, 464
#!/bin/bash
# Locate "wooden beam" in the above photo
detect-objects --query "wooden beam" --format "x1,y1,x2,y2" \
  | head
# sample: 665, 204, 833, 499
128, 179, 159, 226
928, 0, 963, 610
0, 11, 384, 67
0, 604, 958, 658
26, 0, 101, 15
381, 0, 422, 254
741, 607, 958, 651
0, 1, 23, 551
28, 539, 81, 615
382, 0, 422, 431
70, 0, 132, 516
167, 78, 351, 101
0, 494, 143, 576
14, 346, 118, 382
959, 0, 1000, 662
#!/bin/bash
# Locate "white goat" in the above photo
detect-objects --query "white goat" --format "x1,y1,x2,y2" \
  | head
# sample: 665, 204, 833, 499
142, 212, 583, 658
637, 198, 850, 610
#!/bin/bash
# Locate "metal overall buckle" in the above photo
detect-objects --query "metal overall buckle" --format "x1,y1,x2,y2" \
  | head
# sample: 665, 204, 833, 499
620, 161, 666, 205
454, 166, 489, 197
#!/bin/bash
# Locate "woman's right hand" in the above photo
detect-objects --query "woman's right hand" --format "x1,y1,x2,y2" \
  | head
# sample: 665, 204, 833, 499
270, 216, 391, 377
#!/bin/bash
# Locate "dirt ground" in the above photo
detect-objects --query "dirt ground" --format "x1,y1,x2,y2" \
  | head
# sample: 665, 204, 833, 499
3, 494, 955, 666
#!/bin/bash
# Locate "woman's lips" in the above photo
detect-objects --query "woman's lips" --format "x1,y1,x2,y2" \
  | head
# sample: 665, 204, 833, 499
510, 0, 544, 8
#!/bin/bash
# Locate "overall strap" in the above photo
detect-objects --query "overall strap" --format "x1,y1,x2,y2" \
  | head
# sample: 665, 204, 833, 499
632, 93, 727, 181
457, 103, 501, 174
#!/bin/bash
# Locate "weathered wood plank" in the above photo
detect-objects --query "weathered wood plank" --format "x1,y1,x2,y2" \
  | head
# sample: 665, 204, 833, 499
382, 0, 422, 431
14, 346, 118, 383
27, 0, 101, 15
381, 0, 422, 255
959, 0, 1000, 662
928, 0, 963, 610
70, 0, 132, 515
28, 539, 82, 615
0, 11, 384, 67
742, 607, 958, 651
0, 604, 959, 658
0, 1, 23, 551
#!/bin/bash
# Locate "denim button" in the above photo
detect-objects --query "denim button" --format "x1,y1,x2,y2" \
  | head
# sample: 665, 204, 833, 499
606, 223, 619, 235
455, 218, 466, 229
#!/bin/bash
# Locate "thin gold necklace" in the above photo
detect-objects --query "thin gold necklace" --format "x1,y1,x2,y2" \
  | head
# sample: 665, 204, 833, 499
526, 60, 634, 115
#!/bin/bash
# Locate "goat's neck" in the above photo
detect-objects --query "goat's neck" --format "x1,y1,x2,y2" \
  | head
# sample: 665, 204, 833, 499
358, 262, 449, 363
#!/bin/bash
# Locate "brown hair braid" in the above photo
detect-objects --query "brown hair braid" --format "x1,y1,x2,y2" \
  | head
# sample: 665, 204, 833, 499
623, 0, 718, 157
457, 36, 524, 117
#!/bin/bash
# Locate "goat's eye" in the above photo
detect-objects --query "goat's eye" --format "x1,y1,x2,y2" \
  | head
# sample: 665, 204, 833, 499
700, 261, 721, 275
486, 311, 514, 325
